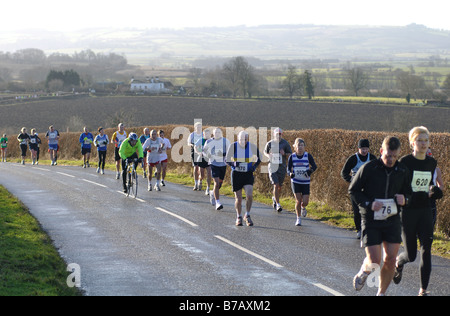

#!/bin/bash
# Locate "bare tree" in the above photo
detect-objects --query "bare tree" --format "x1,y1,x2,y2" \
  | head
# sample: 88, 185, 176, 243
282, 65, 302, 98
346, 67, 369, 96
222, 56, 256, 98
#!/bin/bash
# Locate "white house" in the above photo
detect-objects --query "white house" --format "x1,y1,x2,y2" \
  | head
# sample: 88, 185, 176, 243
130, 77, 171, 94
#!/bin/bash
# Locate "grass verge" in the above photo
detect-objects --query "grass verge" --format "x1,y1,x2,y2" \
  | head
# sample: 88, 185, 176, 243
0, 185, 82, 296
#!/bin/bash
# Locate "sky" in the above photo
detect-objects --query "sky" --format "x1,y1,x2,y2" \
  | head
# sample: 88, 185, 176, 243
2, 0, 450, 32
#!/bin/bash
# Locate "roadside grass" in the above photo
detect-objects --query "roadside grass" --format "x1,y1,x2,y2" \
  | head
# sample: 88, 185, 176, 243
0, 185, 82, 296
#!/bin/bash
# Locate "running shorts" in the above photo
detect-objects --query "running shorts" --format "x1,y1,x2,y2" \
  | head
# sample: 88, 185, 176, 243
211, 165, 227, 180
291, 182, 310, 195
231, 170, 254, 192
48, 144, 58, 151
269, 168, 286, 185
361, 219, 402, 247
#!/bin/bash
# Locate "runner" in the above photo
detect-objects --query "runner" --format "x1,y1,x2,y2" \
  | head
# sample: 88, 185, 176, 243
194, 128, 212, 195
139, 128, 150, 179
29, 128, 41, 165
264, 128, 292, 213
226, 131, 261, 226
142, 129, 164, 191
17, 127, 30, 165
203, 128, 230, 210
79, 127, 94, 168
118, 133, 144, 194
394, 126, 444, 296
350, 136, 411, 296
341, 139, 376, 238
1, 134, 8, 162
45, 125, 60, 166
111, 123, 127, 179
158, 130, 172, 186
188, 122, 203, 190
287, 138, 317, 226
94, 127, 109, 174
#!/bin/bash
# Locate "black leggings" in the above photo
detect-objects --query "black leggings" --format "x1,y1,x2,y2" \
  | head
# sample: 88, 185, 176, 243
398, 207, 434, 290
98, 151, 107, 169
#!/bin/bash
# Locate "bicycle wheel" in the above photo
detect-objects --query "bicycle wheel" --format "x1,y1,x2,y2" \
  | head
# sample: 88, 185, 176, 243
126, 167, 132, 197
130, 170, 138, 198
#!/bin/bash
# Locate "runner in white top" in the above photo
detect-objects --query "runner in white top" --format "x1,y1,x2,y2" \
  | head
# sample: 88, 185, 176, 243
194, 128, 212, 195
142, 130, 164, 191
203, 128, 231, 210
158, 130, 172, 186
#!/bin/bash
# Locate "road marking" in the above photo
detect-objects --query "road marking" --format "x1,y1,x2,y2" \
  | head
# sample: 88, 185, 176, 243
312, 283, 345, 297
82, 179, 107, 188
136, 198, 146, 203
57, 172, 75, 178
34, 167, 50, 172
214, 235, 283, 268
155, 207, 198, 227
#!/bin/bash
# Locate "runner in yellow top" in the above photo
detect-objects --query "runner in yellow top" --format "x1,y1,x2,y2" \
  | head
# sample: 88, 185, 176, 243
111, 123, 127, 179
119, 133, 144, 193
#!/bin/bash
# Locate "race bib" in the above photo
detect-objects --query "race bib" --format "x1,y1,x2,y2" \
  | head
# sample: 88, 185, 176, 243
411, 171, 432, 193
30, 138, 36, 144
374, 199, 398, 221
271, 153, 282, 164
236, 163, 248, 172
293, 167, 309, 180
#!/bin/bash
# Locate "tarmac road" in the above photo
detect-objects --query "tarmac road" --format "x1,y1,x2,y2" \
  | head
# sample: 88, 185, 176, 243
1, 162, 449, 296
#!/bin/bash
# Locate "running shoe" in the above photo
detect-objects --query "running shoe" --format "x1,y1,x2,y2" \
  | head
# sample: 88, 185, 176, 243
161, 180, 165, 186
272, 196, 277, 211
393, 263, 403, 285
210, 192, 215, 206
236, 216, 243, 226
244, 215, 253, 226
96, 167, 100, 173
148, 183, 152, 191
418, 290, 430, 296
216, 202, 223, 211
301, 207, 307, 217
353, 270, 370, 291
295, 218, 302, 226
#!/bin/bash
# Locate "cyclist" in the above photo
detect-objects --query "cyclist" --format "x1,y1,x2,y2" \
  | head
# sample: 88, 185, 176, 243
119, 133, 144, 194
1, 134, 8, 162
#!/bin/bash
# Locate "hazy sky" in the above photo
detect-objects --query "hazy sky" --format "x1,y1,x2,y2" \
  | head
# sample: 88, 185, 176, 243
2, 0, 450, 32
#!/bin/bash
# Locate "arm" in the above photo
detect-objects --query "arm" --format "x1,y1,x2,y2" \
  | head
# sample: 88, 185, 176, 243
340, 155, 356, 183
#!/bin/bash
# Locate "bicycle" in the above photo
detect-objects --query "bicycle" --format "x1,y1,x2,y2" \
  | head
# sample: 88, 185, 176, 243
125, 158, 139, 198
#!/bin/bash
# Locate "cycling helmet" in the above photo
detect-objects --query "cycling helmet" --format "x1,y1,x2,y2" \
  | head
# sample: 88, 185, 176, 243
129, 133, 138, 141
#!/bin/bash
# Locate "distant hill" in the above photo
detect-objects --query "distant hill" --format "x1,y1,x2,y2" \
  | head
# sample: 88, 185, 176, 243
1, 24, 450, 64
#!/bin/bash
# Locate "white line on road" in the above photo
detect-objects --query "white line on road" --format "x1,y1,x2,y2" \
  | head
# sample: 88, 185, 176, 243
57, 172, 75, 178
155, 207, 198, 227
82, 179, 107, 188
214, 235, 283, 268
312, 283, 345, 297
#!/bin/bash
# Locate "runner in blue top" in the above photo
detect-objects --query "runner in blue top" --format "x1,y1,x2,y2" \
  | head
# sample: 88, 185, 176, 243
287, 138, 317, 226
79, 127, 94, 168
226, 131, 261, 226
94, 127, 109, 174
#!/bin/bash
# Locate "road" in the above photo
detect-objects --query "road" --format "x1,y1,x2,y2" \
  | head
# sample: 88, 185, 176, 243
0, 162, 449, 296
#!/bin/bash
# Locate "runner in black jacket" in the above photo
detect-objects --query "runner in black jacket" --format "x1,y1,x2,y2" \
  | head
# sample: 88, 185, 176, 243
349, 136, 412, 296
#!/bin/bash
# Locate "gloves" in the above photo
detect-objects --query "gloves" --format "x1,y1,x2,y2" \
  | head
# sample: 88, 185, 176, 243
430, 186, 443, 200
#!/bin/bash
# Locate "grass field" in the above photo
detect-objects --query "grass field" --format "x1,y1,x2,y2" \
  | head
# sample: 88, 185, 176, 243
0, 185, 82, 296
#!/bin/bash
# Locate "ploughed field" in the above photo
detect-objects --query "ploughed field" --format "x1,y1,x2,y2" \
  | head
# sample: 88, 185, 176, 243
0, 95, 449, 134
